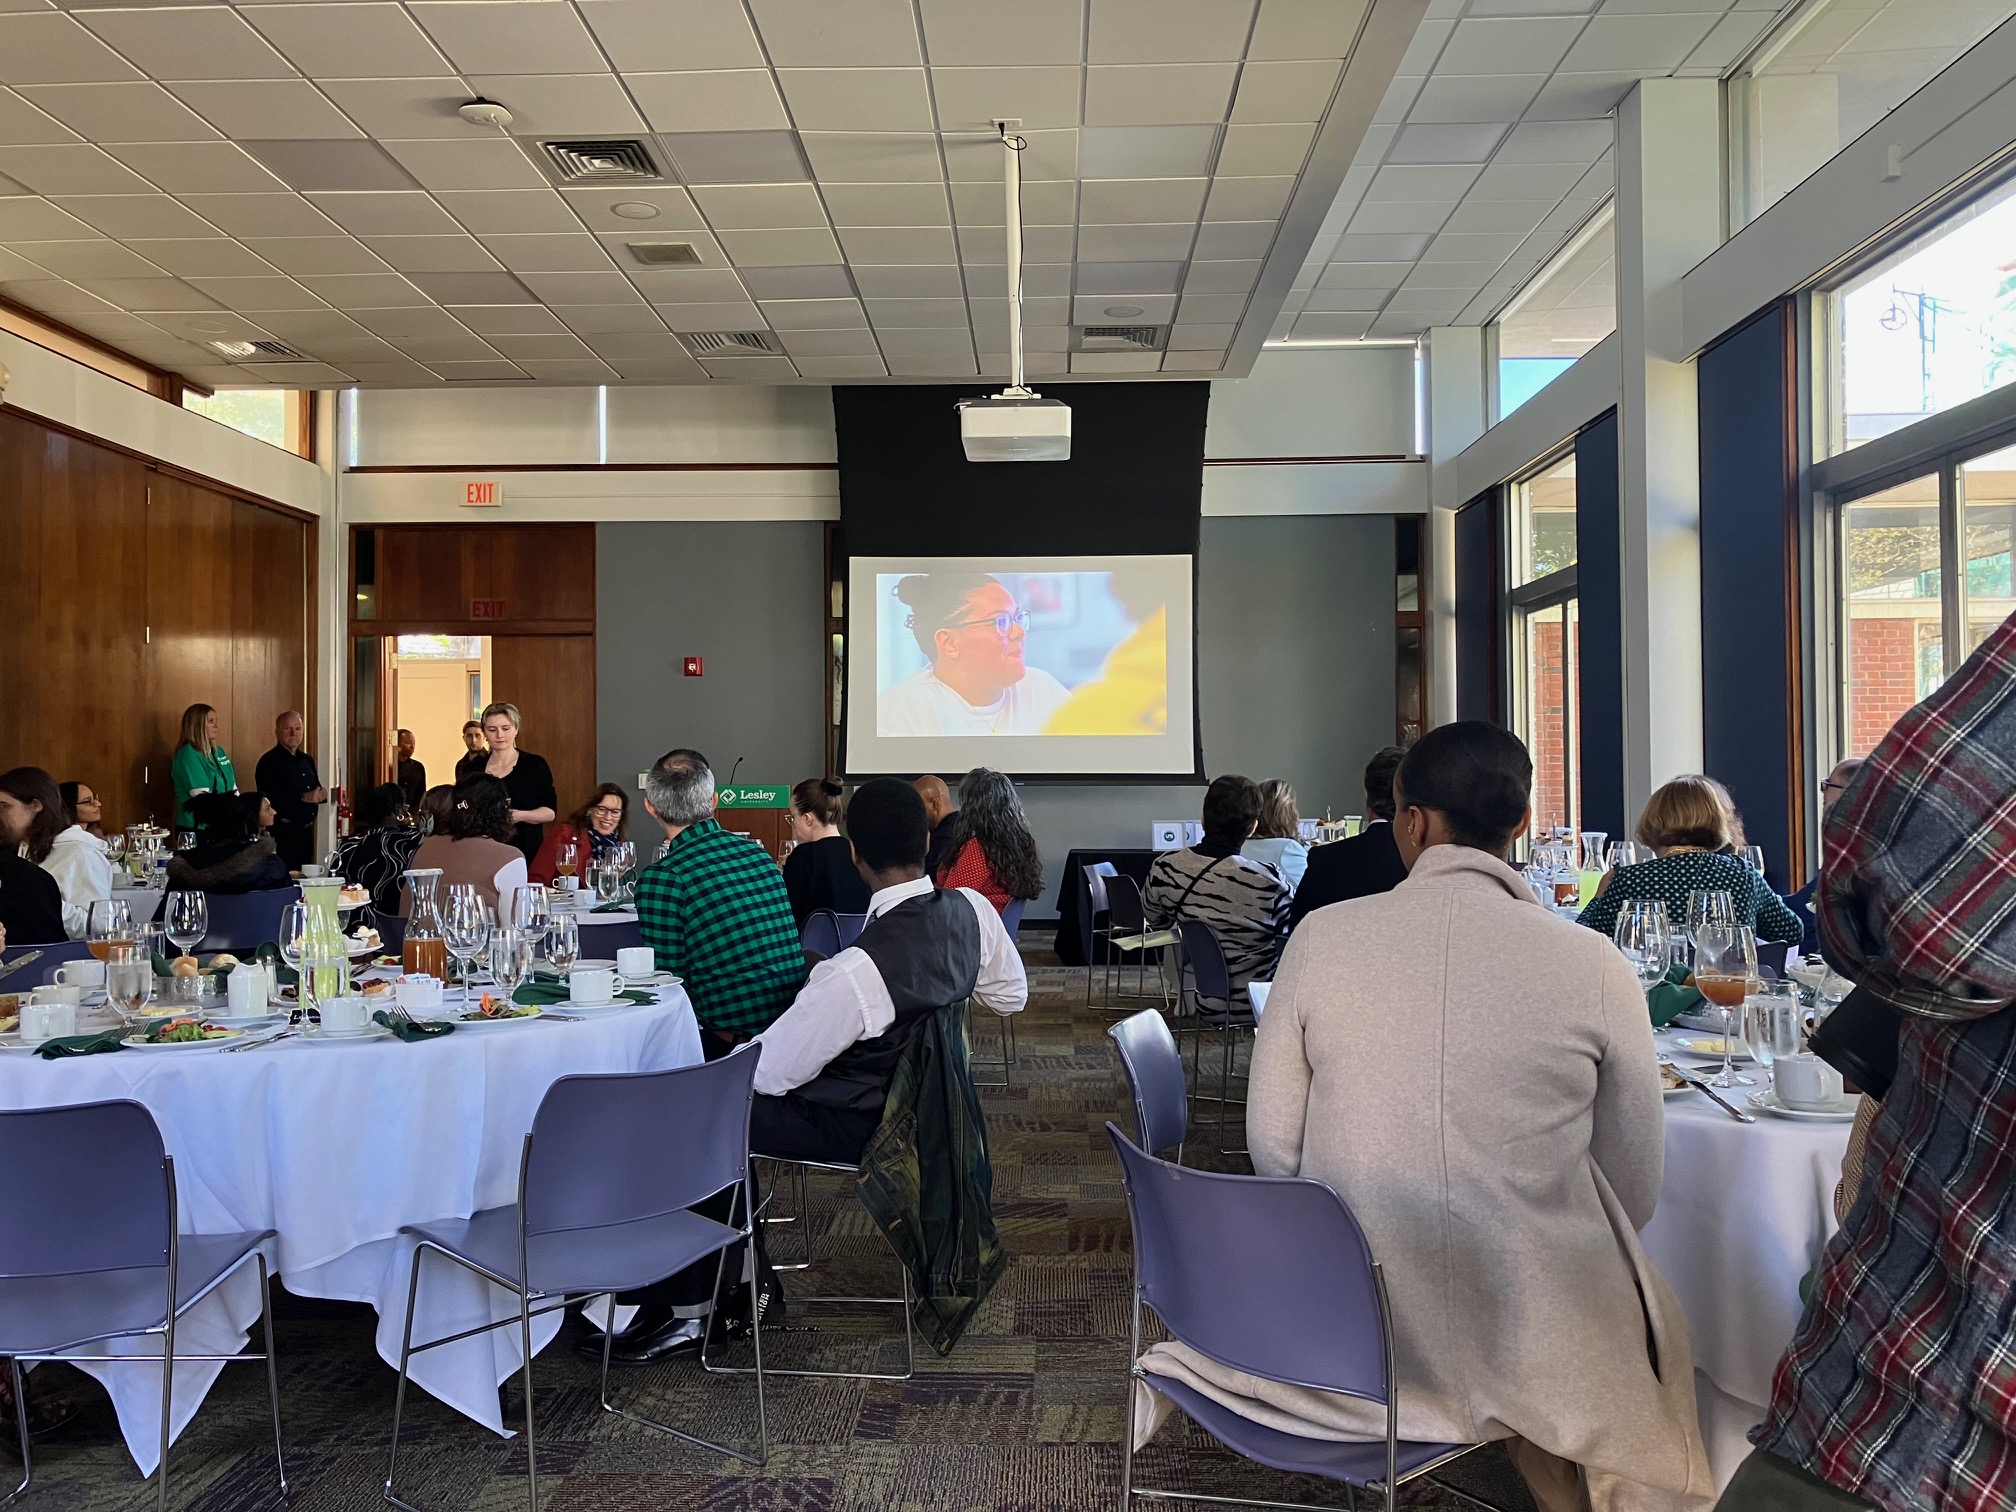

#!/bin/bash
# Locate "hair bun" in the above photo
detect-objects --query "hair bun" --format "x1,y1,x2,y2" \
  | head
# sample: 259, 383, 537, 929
820, 778, 843, 797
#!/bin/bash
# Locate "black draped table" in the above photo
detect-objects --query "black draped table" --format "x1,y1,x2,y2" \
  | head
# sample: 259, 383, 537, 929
1049, 847, 1158, 967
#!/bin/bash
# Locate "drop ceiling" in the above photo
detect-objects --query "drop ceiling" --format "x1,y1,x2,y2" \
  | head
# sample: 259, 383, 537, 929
0, 0, 1419, 388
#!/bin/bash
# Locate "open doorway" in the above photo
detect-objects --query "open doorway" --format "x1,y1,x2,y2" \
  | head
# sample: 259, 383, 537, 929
391, 634, 491, 793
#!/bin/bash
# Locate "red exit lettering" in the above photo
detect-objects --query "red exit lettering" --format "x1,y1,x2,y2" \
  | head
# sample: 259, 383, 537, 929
465, 481, 499, 505
470, 598, 506, 620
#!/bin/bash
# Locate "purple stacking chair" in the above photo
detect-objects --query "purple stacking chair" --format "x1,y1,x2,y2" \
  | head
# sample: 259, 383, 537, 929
184, 885, 300, 954
1109, 1009, 1188, 1163
799, 910, 868, 963
1082, 863, 1119, 1005
578, 916, 644, 957
1108, 1126, 1491, 1512
968, 899, 1026, 1089
1105, 875, 1178, 1010
0, 1099, 285, 1511
384, 1050, 767, 1512
1175, 919, 1251, 1147
0, 940, 95, 990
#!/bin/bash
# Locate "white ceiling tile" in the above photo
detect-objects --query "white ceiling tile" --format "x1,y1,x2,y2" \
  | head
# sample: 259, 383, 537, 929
886, 353, 978, 375
407, 269, 536, 302
339, 360, 445, 383
48, 193, 215, 239
1334, 231, 1432, 259
1405, 75, 1544, 123
241, 138, 420, 193
1442, 198, 1555, 232
577, 0, 764, 71
1076, 222, 1193, 259
929, 67, 1081, 132
971, 293, 1069, 326
917, 0, 1084, 65
1228, 60, 1339, 122
1248, 0, 1367, 59
1079, 177, 1207, 224
315, 77, 473, 139
463, 73, 647, 136
746, 0, 922, 67
793, 355, 887, 376
799, 131, 942, 184
714, 226, 843, 265
1070, 292, 1175, 322
1076, 124, 1216, 178
849, 263, 962, 297
551, 302, 663, 332
184, 275, 328, 310
1559, 12, 1718, 70
1369, 310, 1434, 337
177, 192, 339, 237
73, 276, 220, 310
283, 285, 427, 320
1348, 200, 1452, 234
823, 181, 950, 227
740, 263, 855, 298
1291, 310, 1375, 338
950, 178, 1073, 225
1375, 74, 1424, 125
75, 9, 296, 82
1166, 319, 1236, 346
242, 235, 391, 275
1183, 258, 1258, 292
1381, 289, 1468, 316
0, 279, 123, 316
1214, 122, 1316, 176
1087, 0, 1254, 63
778, 69, 933, 131
516, 357, 620, 381
394, 335, 501, 361
1160, 349, 1227, 371
1084, 64, 1236, 125
1423, 229, 1530, 262
1364, 163, 1479, 199
1301, 287, 1389, 311
1469, 160, 1584, 198
0, 13, 142, 84
16, 82, 220, 142
759, 297, 868, 329
957, 223, 1073, 261
1076, 259, 1180, 292
243, 4, 450, 78
477, 232, 615, 272
125, 238, 280, 278
1436, 16, 1586, 73
1203, 175, 1292, 220
0, 142, 152, 192
659, 129, 809, 182
623, 263, 746, 298
518, 271, 648, 303
690, 182, 828, 229
1682, 10, 1775, 73
1523, 71, 1638, 119
1314, 260, 1410, 288
1385, 123, 1508, 164
603, 357, 707, 380
0, 86, 78, 146
560, 184, 705, 230
66, 311, 195, 343
943, 127, 1075, 180
597, 228, 728, 269
698, 352, 798, 377
628, 70, 790, 133
874, 327, 974, 354
408, 1, 605, 74
650, 300, 764, 329
167, 80, 361, 140
361, 234, 504, 272
777, 325, 881, 355
483, 332, 593, 359
18, 238, 163, 277
307, 190, 460, 236
1073, 350, 1161, 371
835, 225, 957, 262
863, 296, 965, 327
381, 138, 550, 192
1466, 0, 1598, 13
351, 306, 474, 339
110, 142, 285, 193
434, 189, 580, 234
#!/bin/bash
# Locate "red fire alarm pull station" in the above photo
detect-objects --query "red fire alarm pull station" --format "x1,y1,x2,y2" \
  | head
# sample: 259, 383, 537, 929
683, 657, 703, 677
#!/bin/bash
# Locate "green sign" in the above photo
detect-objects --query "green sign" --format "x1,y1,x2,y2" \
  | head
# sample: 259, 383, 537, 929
717, 784, 789, 809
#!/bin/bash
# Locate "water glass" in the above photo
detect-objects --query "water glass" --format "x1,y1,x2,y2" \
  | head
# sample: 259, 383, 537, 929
546, 914, 579, 978
1613, 899, 1670, 989
106, 954, 151, 1024
1745, 983, 1801, 1070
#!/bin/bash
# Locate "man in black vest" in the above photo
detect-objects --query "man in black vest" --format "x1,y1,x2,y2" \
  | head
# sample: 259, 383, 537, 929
595, 777, 1027, 1364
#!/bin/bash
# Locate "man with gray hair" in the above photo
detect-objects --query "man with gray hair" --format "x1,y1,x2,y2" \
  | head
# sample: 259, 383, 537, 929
634, 746, 807, 1052
256, 708, 325, 870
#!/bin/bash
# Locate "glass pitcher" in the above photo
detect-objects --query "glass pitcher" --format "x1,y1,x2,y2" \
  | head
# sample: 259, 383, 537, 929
298, 876, 351, 1013
402, 868, 449, 980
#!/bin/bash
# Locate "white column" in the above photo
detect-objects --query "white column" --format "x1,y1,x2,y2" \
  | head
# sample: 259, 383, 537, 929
315, 389, 346, 859
1425, 326, 1486, 728
1616, 79, 1720, 812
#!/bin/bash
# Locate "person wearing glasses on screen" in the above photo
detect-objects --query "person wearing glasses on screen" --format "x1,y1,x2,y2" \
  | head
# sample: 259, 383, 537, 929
879, 574, 1072, 736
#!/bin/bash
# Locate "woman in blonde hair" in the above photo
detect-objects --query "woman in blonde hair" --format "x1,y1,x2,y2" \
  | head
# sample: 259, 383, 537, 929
474, 701, 557, 863
1577, 774, 1801, 942
171, 702, 237, 826
1240, 777, 1308, 891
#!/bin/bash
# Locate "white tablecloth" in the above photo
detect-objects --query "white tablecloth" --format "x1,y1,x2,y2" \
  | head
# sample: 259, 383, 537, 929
1643, 1069, 1853, 1487
0, 990, 702, 1473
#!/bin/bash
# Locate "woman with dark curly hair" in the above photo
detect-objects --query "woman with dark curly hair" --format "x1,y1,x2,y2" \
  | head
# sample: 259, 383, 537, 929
334, 781, 423, 918
399, 776, 527, 916
935, 767, 1044, 915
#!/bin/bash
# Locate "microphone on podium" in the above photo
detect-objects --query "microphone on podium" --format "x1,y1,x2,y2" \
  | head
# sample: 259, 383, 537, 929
725, 755, 745, 791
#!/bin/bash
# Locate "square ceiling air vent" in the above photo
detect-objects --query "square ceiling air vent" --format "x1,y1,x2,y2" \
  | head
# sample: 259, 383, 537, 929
208, 339, 308, 360
677, 330, 784, 358
627, 241, 702, 266
541, 139, 663, 183
1074, 325, 1168, 352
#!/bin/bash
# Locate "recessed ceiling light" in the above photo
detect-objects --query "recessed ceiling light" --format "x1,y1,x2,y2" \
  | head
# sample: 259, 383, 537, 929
1102, 304, 1146, 318
611, 201, 661, 220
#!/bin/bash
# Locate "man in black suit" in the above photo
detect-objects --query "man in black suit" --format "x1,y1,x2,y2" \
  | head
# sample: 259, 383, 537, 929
1289, 745, 1410, 932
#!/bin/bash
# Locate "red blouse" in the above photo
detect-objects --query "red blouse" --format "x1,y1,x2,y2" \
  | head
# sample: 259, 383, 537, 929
936, 837, 1012, 913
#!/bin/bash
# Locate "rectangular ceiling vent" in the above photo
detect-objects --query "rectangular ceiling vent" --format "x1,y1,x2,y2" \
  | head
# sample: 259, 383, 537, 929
627, 240, 702, 266
1075, 325, 1167, 352
678, 330, 784, 358
541, 139, 663, 183
208, 338, 308, 360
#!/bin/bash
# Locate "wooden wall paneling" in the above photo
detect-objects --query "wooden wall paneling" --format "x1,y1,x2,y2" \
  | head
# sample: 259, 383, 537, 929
490, 634, 596, 817
229, 497, 310, 783
487, 526, 596, 623
366, 524, 594, 629
143, 473, 237, 822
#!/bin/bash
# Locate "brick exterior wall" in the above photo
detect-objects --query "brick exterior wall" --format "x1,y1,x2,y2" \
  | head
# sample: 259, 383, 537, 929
1530, 615, 1577, 832
1848, 615, 1926, 756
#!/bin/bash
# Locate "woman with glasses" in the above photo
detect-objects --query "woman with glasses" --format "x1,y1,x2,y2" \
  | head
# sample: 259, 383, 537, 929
878, 573, 1072, 736
529, 782, 630, 886
0, 766, 113, 939
59, 781, 107, 839
779, 777, 869, 927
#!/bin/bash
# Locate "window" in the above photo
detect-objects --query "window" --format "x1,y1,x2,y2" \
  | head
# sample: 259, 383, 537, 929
1824, 176, 2016, 455
1396, 516, 1426, 746
1730, 0, 2011, 229
1508, 452, 1580, 835
183, 389, 314, 458
1491, 204, 1616, 421
1961, 443, 2016, 653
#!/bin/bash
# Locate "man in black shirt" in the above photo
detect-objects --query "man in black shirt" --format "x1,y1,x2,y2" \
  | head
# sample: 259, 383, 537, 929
914, 774, 959, 878
255, 710, 325, 870
395, 728, 426, 811
1289, 745, 1410, 932
454, 720, 486, 782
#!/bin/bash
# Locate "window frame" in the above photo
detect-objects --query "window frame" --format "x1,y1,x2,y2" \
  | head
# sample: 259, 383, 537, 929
1505, 442, 1582, 838
1486, 199, 1618, 426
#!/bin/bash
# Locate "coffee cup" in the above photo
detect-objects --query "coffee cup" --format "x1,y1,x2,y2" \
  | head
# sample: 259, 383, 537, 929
19, 999, 77, 1045
395, 975, 443, 1013
30, 984, 82, 1007
556, 875, 579, 893
299, 864, 325, 878
319, 995, 371, 1034
1774, 1053, 1846, 1111
227, 966, 268, 1014
54, 959, 105, 990
570, 966, 616, 1004
615, 946, 654, 981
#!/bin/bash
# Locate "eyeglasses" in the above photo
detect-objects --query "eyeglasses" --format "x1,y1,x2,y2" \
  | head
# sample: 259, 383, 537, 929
949, 609, 1031, 637
589, 804, 625, 817
77, 793, 100, 807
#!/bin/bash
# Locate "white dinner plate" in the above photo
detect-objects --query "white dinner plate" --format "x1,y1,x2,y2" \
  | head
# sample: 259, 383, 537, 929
204, 1011, 287, 1030
1667, 1035, 1755, 1062
449, 1007, 546, 1029
1670, 1008, 1728, 1034
122, 1030, 242, 1051
1748, 1090, 1859, 1122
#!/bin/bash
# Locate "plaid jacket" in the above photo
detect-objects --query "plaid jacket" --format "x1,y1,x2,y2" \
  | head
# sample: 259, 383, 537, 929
634, 819, 808, 1035
1755, 610, 2016, 1510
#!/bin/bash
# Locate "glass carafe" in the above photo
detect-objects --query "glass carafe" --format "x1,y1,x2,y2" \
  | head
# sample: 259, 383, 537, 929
299, 876, 351, 1013
402, 868, 449, 979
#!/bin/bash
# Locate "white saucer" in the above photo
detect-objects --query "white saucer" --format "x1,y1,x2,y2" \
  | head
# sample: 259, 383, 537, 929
205, 1011, 287, 1030
304, 1023, 395, 1045
1747, 1090, 1859, 1122
556, 996, 634, 1011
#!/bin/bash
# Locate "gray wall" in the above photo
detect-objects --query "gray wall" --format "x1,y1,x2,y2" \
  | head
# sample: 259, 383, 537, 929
597, 521, 828, 797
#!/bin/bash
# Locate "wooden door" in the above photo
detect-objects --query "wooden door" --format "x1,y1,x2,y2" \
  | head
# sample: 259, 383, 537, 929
490, 635, 596, 818
144, 474, 238, 821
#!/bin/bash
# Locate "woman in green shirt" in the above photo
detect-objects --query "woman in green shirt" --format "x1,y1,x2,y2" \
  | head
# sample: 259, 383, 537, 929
171, 703, 237, 826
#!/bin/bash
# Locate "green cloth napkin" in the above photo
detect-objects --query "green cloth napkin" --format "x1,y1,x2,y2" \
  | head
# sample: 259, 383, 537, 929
36, 1028, 128, 1059
511, 982, 654, 1007
1645, 962, 1704, 1028
372, 1009, 455, 1042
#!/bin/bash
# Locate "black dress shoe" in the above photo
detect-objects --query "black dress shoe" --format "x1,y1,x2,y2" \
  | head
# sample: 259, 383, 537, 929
603, 1314, 708, 1366
576, 1304, 672, 1361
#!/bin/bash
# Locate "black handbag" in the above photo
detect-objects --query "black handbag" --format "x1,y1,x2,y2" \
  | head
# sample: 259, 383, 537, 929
1807, 984, 1900, 1101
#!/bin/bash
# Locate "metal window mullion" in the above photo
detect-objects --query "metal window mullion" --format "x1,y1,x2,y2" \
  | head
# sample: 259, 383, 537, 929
1940, 462, 1965, 678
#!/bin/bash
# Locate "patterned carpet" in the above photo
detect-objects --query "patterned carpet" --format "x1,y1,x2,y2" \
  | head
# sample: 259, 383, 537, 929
12, 949, 1534, 1512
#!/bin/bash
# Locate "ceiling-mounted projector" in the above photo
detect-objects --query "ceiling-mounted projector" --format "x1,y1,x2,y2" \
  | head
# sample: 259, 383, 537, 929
958, 391, 1071, 462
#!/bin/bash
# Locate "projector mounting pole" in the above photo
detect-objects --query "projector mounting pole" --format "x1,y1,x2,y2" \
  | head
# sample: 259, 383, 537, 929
999, 120, 1030, 396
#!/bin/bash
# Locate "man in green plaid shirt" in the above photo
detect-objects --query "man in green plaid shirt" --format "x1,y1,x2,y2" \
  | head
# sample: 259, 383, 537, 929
635, 748, 807, 1043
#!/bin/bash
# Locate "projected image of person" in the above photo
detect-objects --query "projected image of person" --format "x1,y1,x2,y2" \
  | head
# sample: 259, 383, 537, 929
879, 573, 1072, 736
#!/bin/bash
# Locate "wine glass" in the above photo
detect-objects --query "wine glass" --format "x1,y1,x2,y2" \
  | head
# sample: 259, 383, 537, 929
443, 885, 489, 1013
1605, 841, 1647, 871
174, 828, 197, 854
104, 832, 126, 867
611, 841, 637, 901
1682, 888, 1734, 969
1613, 899, 1671, 990
507, 884, 549, 936
488, 926, 530, 998
1741, 845, 1766, 875
86, 898, 133, 962
1694, 923, 1758, 1088
546, 914, 578, 980
163, 891, 208, 999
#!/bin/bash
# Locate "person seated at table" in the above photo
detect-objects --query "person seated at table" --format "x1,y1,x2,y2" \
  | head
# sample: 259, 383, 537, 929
1143, 774, 1290, 999
1784, 757, 1865, 955
166, 792, 291, 894
634, 748, 806, 1053
780, 777, 868, 928
914, 774, 959, 877
596, 777, 1026, 1364
1133, 722, 1711, 1512
59, 781, 107, 839
1240, 778, 1307, 892
399, 777, 526, 917
416, 783, 455, 837
527, 783, 629, 887
1290, 745, 1409, 932
0, 845, 66, 946
334, 782, 423, 918
1576, 774, 1804, 944
934, 767, 1044, 917
0, 766, 113, 940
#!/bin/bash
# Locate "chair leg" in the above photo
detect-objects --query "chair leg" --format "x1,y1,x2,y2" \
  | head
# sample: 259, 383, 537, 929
157, 1285, 175, 1512
257, 1253, 288, 1499
383, 1246, 427, 1510
2, 1358, 32, 1508
516, 1290, 538, 1512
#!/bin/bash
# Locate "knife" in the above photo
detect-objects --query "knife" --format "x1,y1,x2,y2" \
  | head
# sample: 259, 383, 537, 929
0, 951, 45, 986
1662, 1059, 1757, 1124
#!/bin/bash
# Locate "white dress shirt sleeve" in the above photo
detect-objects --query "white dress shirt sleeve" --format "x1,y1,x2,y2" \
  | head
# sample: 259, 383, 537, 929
959, 887, 1028, 1016
753, 950, 896, 1096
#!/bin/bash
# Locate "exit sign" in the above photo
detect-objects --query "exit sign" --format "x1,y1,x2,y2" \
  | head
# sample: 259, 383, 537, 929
461, 479, 505, 507
470, 598, 506, 619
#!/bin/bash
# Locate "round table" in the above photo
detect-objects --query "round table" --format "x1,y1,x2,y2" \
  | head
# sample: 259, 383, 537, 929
0, 988, 702, 1473
1641, 1047, 1854, 1488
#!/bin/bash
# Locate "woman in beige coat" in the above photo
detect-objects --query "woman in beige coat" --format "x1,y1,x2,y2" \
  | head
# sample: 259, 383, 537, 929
1134, 722, 1712, 1512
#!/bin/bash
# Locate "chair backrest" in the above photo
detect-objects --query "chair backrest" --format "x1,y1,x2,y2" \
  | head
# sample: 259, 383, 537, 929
523, 1047, 761, 1234
1083, 864, 1113, 917
833, 912, 869, 949
375, 912, 407, 954
802, 909, 842, 961
0, 939, 97, 988
1106, 872, 1148, 932
1756, 940, 1790, 978
193, 884, 301, 953
1107, 1124, 1390, 1402
0, 1100, 170, 1277
1001, 897, 1025, 941
581, 917, 645, 955
1178, 918, 1232, 1005
1109, 1010, 1187, 1155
